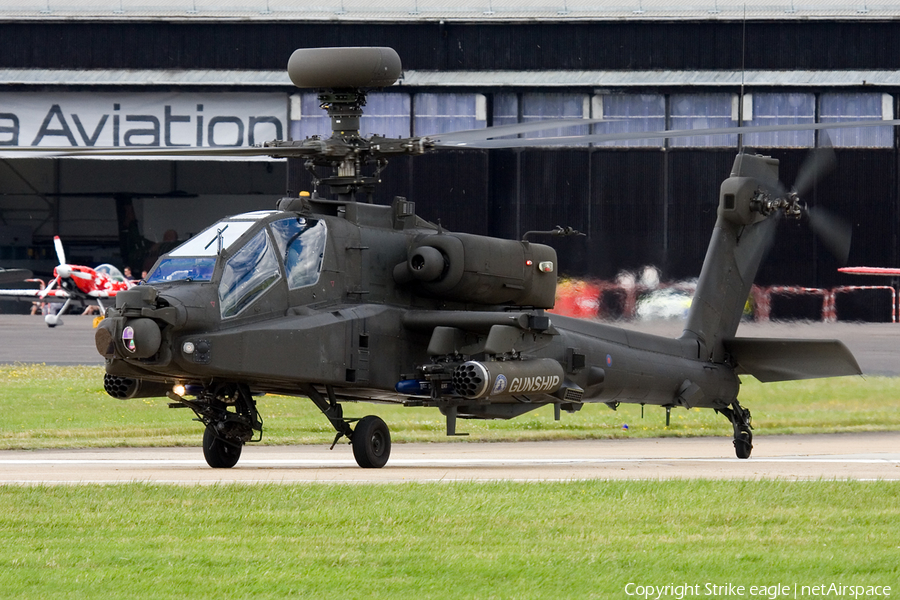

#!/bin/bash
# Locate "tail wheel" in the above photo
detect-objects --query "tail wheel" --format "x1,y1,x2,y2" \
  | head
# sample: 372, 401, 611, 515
352, 415, 391, 469
202, 425, 243, 469
734, 429, 753, 459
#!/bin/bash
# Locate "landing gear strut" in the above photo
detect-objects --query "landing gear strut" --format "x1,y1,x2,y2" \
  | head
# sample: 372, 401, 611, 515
169, 383, 263, 469
718, 400, 753, 459
301, 384, 392, 468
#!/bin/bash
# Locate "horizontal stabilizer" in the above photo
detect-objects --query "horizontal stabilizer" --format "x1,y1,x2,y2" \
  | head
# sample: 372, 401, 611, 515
723, 338, 862, 382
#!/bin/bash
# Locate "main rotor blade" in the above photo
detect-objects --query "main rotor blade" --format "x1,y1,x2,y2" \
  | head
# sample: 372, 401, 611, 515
1, 118, 897, 157
446, 119, 900, 149
53, 235, 66, 266
792, 132, 836, 198
429, 118, 607, 145
0, 145, 294, 158
807, 205, 852, 265
0, 269, 32, 285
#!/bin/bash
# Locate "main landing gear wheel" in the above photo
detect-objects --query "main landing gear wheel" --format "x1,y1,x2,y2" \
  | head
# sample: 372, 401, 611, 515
352, 415, 391, 468
202, 425, 243, 469
717, 400, 753, 460
734, 429, 753, 460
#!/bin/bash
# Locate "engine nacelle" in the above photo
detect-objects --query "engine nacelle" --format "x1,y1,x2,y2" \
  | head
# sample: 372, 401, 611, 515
452, 359, 565, 399
393, 232, 557, 308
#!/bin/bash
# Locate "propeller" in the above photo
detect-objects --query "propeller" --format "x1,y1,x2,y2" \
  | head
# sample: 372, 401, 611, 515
807, 205, 852, 265
39, 236, 91, 299
53, 235, 66, 266
791, 134, 852, 265
39, 236, 66, 298
793, 141, 837, 199
753, 132, 851, 265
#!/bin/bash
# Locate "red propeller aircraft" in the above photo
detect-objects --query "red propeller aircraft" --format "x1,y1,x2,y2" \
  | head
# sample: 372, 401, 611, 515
0, 236, 134, 327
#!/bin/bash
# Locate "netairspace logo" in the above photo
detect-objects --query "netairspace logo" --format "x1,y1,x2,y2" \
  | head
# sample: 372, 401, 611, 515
624, 582, 892, 600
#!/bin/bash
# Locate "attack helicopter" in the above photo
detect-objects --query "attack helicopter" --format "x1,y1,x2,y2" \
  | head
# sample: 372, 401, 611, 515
8, 47, 871, 469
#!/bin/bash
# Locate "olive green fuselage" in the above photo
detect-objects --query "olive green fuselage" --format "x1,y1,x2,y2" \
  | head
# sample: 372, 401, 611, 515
99, 194, 739, 418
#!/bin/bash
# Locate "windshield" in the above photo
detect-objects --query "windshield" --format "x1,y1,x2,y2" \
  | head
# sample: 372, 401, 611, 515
167, 220, 257, 258
146, 218, 259, 284
269, 217, 327, 290
146, 256, 216, 283
95, 264, 126, 282
218, 229, 281, 318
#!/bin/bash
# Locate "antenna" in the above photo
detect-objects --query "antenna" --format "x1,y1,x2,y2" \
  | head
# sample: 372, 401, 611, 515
737, 2, 747, 153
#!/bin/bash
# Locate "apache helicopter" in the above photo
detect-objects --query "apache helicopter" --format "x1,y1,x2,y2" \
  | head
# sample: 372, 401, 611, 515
6, 47, 872, 469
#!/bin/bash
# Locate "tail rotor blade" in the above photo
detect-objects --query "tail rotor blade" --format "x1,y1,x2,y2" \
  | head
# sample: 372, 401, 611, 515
53, 235, 66, 266
807, 205, 852, 265
793, 132, 836, 198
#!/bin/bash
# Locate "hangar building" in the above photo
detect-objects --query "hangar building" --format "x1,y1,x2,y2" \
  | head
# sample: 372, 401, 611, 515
1, 1, 899, 316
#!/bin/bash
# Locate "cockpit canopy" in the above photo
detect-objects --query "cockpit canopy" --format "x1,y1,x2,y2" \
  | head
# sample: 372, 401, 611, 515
95, 264, 127, 282
146, 210, 327, 318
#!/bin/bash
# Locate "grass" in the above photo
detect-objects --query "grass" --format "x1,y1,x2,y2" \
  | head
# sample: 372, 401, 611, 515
0, 481, 897, 599
1, 364, 899, 450
1, 367, 897, 599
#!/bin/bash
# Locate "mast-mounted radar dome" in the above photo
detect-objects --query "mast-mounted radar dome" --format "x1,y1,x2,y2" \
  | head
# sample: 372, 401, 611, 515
287, 47, 402, 89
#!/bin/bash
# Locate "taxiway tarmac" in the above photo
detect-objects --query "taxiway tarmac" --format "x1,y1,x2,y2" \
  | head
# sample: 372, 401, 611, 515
0, 315, 896, 483
1, 433, 898, 484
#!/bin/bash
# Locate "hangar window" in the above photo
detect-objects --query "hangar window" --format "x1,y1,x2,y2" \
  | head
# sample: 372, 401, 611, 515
289, 92, 411, 140
742, 93, 816, 148
820, 93, 893, 148
520, 93, 591, 142
290, 93, 330, 140
269, 217, 327, 290
492, 93, 519, 127
359, 93, 411, 138
413, 93, 486, 136
591, 94, 665, 148
670, 93, 737, 147
218, 229, 281, 319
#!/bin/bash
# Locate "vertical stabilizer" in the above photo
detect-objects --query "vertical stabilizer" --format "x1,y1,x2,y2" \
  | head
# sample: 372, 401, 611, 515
681, 154, 780, 362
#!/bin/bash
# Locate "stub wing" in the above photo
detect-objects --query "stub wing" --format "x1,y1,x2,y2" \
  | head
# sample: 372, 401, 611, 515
723, 338, 862, 382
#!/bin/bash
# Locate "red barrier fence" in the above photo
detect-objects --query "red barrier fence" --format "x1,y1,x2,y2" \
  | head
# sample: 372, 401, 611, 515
552, 281, 899, 323
830, 286, 897, 323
